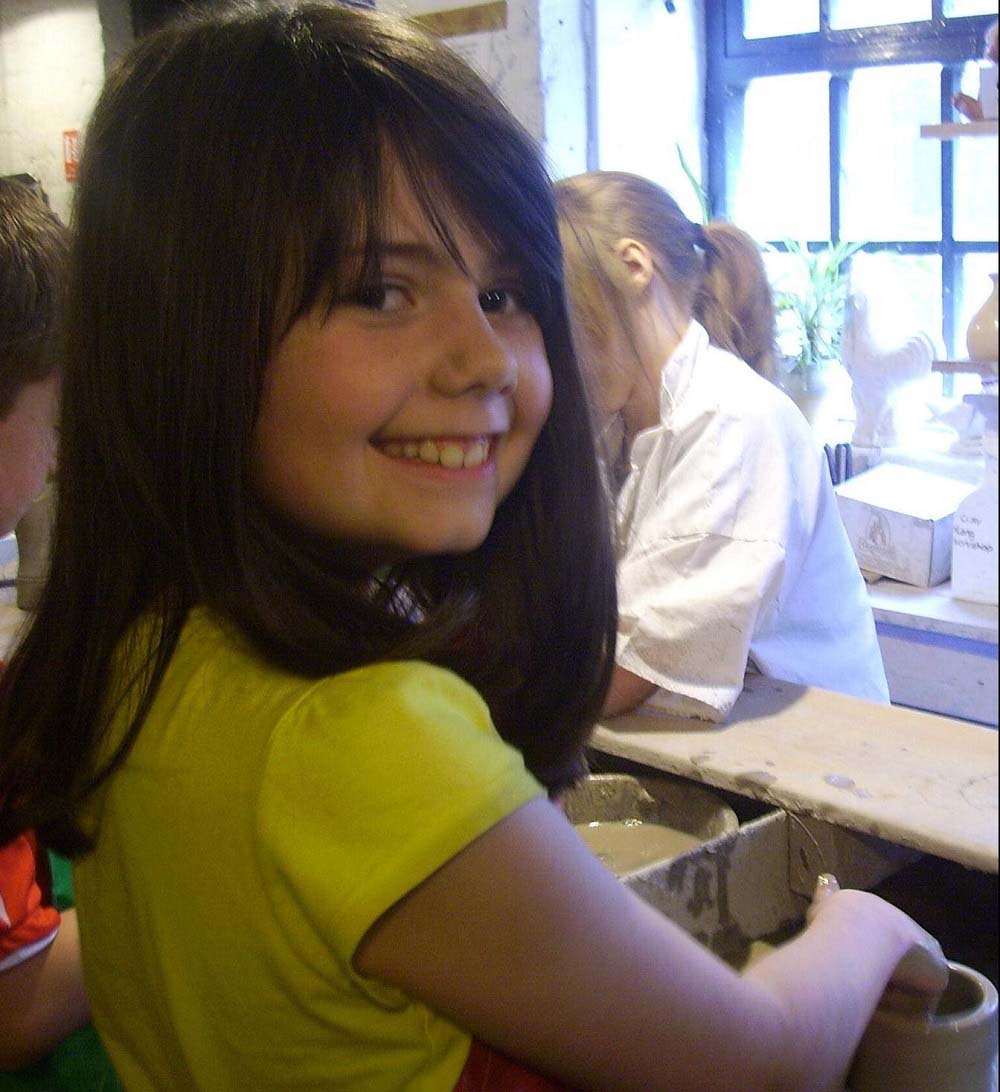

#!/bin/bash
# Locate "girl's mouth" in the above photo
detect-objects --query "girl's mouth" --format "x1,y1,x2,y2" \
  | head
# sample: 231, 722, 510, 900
373, 436, 493, 469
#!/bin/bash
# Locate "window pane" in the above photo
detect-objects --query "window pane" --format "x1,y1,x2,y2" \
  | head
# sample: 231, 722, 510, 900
733, 73, 830, 242
830, 0, 931, 30
764, 250, 810, 361
744, 0, 818, 39
954, 134, 1000, 241
943, 0, 997, 16
849, 251, 943, 354
841, 64, 942, 242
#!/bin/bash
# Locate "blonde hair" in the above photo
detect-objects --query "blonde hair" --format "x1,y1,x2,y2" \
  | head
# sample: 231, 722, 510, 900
697, 221, 777, 381
554, 171, 776, 382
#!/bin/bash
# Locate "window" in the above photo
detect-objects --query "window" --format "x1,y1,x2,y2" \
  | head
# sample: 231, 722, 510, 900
706, 2, 997, 387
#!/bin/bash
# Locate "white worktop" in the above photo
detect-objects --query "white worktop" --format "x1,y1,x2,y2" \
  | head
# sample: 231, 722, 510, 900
592, 674, 998, 874
868, 577, 998, 644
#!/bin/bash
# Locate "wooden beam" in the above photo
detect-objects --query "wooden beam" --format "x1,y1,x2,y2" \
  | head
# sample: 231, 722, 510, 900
410, 2, 507, 39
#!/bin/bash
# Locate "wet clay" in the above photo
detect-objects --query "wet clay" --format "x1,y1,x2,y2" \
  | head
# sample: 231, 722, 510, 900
575, 820, 702, 875
848, 961, 999, 1092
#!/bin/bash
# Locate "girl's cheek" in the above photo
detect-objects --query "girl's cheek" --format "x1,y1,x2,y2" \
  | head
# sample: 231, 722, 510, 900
520, 347, 554, 434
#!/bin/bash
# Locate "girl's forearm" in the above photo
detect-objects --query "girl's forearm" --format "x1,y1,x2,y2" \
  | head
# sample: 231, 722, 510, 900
743, 888, 944, 1091
601, 664, 656, 716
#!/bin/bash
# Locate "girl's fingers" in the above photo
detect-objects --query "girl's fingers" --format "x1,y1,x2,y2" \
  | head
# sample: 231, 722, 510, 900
806, 872, 839, 924
884, 936, 949, 1014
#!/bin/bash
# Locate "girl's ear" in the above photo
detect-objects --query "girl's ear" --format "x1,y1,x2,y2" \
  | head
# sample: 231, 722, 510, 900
613, 238, 655, 295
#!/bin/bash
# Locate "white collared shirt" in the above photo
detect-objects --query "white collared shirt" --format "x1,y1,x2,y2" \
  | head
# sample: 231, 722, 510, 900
616, 321, 889, 721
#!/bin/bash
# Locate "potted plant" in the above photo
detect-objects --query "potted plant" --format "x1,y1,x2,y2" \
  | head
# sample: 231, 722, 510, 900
772, 239, 866, 428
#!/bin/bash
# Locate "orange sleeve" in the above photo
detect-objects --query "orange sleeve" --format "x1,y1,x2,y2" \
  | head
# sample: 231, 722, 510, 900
0, 830, 61, 972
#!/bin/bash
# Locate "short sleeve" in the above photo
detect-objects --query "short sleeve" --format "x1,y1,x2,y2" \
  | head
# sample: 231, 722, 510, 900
257, 661, 544, 978
617, 532, 786, 720
0, 831, 61, 973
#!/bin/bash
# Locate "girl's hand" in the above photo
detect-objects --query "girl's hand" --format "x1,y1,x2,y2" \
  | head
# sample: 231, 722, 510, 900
805, 872, 840, 924
807, 873, 949, 1016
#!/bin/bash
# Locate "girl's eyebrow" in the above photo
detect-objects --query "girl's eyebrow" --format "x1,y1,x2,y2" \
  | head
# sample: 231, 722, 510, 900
368, 242, 442, 264
358, 240, 521, 278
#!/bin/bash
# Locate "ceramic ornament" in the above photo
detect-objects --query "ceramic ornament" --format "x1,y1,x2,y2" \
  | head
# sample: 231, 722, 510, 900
842, 292, 935, 449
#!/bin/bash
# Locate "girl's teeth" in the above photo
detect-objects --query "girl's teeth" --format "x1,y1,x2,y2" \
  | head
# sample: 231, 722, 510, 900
439, 443, 464, 469
382, 439, 490, 466
464, 442, 487, 468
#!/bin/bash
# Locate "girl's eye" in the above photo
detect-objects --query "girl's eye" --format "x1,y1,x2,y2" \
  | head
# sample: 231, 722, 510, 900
355, 283, 410, 313
479, 287, 526, 316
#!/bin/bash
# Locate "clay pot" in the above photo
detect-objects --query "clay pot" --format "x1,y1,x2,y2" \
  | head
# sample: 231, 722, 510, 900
848, 961, 998, 1092
782, 359, 853, 435
967, 273, 999, 365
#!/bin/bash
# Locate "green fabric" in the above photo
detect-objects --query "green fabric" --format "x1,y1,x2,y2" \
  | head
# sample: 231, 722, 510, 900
0, 1026, 120, 1092
48, 853, 73, 913
0, 854, 120, 1092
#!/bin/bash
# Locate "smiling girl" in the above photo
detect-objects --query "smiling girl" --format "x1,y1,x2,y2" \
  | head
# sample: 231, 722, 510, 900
0, 5, 945, 1091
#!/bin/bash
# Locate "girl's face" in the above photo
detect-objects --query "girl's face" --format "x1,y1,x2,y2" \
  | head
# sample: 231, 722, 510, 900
251, 171, 552, 561
0, 374, 59, 538
579, 320, 637, 423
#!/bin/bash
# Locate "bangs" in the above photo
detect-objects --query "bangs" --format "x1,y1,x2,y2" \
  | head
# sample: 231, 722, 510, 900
275, 50, 561, 336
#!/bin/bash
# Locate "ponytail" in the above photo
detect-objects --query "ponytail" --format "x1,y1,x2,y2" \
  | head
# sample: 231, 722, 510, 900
694, 222, 777, 381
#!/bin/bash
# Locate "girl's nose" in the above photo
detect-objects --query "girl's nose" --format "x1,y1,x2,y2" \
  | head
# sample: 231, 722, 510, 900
430, 296, 518, 397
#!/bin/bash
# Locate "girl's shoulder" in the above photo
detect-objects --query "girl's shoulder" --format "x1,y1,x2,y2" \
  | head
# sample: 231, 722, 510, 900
177, 606, 491, 728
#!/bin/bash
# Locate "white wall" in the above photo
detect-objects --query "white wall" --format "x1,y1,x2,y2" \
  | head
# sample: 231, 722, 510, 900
594, 0, 705, 220
376, 0, 589, 179
0, 0, 106, 222
538, 0, 590, 178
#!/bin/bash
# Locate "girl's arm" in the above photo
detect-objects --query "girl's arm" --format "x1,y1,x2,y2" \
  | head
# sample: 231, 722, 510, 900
0, 908, 90, 1070
356, 796, 945, 1092
602, 663, 656, 717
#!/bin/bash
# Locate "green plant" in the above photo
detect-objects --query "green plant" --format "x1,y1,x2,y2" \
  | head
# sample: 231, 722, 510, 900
773, 239, 866, 374
676, 144, 710, 224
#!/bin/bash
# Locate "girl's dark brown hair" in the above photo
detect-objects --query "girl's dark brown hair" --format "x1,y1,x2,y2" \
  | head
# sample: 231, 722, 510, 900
0, 1, 616, 851
555, 171, 777, 381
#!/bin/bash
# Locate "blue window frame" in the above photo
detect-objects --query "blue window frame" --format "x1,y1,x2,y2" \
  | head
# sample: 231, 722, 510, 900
705, 2, 996, 360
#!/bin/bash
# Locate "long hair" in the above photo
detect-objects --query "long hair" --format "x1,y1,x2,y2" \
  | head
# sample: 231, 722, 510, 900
0, 2, 617, 851
554, 171, 777, 381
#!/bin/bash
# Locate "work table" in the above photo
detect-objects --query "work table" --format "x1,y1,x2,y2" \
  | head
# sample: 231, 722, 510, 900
867, 577, 999, 726
591, 673, 998, 874
868, 576, 998, 645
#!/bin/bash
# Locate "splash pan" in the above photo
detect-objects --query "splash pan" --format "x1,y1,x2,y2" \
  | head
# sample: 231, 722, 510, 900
563, 773, 739, 877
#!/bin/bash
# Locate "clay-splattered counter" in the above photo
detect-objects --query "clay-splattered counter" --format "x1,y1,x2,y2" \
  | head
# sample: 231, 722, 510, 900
590, 673, 998, 874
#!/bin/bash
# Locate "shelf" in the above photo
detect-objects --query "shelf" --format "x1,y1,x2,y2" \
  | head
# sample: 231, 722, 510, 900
410, 1, 507, 37
920, 121, 999, 139
932, 359, 997, 376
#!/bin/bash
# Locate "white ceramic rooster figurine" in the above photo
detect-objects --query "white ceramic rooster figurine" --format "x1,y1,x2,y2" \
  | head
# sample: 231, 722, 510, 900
842, 292, 935, 448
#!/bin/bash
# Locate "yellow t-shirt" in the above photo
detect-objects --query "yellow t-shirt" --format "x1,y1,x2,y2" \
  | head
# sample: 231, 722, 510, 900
74, 608, 543, 1092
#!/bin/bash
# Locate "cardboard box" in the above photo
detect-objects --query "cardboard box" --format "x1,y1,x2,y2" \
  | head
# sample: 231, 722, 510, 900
835, 464, 977, 587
